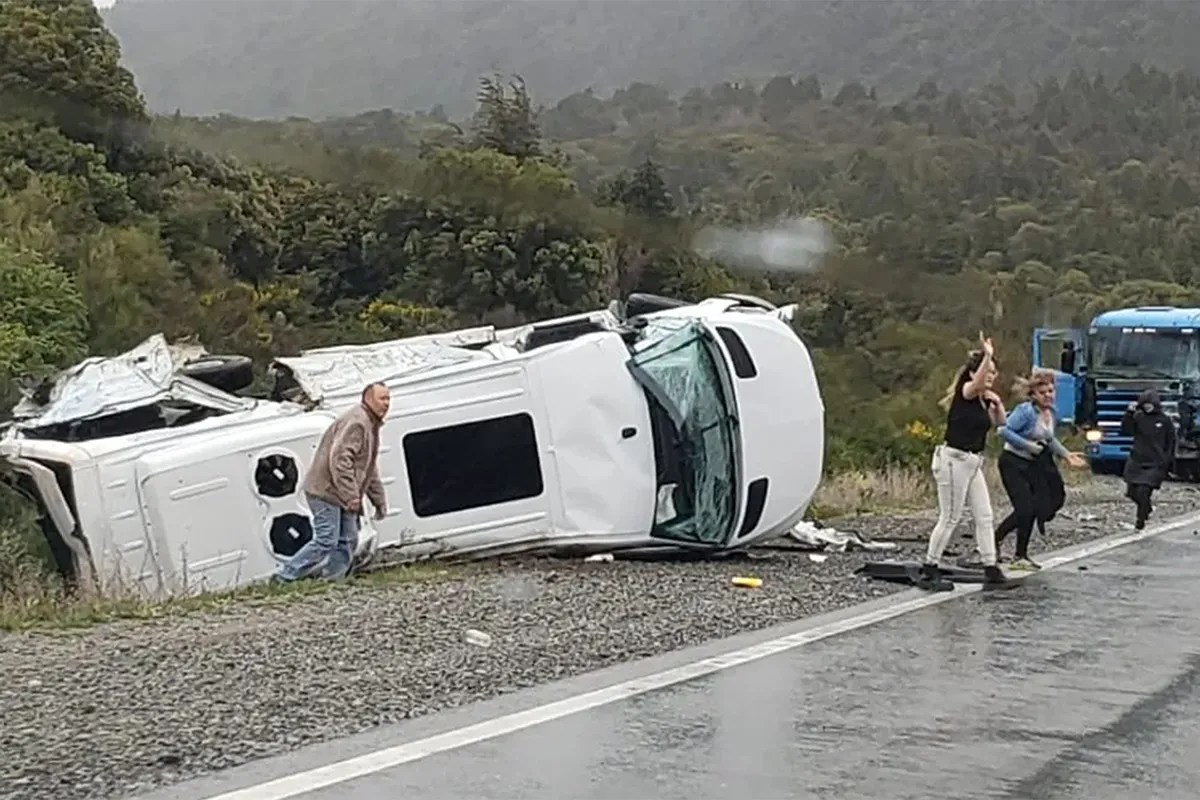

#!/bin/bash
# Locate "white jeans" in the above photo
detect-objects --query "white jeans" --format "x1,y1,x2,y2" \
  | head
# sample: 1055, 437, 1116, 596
925, 444, 997, 566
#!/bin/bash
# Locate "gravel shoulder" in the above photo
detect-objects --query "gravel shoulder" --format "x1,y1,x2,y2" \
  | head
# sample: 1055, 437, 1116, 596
1, 475, 1196, 800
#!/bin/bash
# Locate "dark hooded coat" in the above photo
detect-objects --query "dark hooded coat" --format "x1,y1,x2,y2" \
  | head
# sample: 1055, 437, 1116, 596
1121, 389, 1176, 488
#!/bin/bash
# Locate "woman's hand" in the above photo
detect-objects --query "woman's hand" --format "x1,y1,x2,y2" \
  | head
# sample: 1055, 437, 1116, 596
983, 389, 1006, 423
979, 332, 995, 358
1066, 452, 1087, 469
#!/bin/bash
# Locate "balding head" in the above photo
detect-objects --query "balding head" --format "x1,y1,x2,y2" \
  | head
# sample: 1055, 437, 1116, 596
361, 381, 390, 421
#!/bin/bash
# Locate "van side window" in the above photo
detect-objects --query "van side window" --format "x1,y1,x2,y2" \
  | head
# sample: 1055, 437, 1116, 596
403, 412, 544, 517
715, 327, 758, 378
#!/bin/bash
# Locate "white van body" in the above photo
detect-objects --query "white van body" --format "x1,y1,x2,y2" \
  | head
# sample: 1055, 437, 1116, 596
0, 295, 824, 599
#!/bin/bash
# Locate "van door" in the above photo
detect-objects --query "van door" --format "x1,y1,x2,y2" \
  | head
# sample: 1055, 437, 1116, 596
627, 320, 740, 547
383, 363, 556, 555
132, 414, 333, 596
531, 334, 657, 541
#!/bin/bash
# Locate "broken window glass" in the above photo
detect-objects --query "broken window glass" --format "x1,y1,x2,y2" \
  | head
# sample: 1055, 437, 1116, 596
627, 319, 739, 546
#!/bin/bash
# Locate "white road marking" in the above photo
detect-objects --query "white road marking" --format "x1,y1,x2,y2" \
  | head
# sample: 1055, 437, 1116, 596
201, 510, 1200, 800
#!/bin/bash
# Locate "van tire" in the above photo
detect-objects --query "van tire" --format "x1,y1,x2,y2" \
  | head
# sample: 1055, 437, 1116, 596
625, 293, 690, 317
180, 355, 255, 393
716, 293, 778, 311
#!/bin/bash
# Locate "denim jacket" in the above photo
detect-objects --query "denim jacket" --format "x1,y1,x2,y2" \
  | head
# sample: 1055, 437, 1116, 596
998, 401, 1069, 460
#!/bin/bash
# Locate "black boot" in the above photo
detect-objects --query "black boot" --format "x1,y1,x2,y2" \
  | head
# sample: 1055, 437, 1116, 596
916, 562, 953, 592
982, 564, 1006, 585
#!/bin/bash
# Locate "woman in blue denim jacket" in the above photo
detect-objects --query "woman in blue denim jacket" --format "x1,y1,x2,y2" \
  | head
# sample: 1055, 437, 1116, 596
995, 369, 1087, 570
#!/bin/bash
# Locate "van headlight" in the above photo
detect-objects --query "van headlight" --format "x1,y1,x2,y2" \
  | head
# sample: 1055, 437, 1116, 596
1085, 429, 1103, 442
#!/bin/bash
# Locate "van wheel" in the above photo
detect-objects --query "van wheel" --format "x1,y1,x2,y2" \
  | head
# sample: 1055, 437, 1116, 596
625, 293, 690, 317
716, 293, 778, 311
180, 355, 255, 393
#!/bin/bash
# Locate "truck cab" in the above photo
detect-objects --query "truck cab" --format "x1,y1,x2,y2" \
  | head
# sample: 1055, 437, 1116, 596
1032, 306, 1200, 479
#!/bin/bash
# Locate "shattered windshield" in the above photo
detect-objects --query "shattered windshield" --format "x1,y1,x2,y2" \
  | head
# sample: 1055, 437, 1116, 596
628, 319, 739, 546
1089, 328, 1200, 380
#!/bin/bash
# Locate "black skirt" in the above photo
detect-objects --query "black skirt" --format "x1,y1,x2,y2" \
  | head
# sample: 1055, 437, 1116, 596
998, 448, 1065, 523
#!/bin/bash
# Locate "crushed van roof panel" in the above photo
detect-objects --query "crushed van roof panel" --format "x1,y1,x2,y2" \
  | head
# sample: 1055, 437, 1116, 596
271, 337, 497, 404
10, 334, 253, 430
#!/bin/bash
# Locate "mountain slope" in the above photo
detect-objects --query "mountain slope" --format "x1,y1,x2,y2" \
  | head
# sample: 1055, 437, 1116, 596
102, 0, 1200, 120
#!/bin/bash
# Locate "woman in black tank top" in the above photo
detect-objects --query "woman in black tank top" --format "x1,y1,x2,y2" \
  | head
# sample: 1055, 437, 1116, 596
917, 334, 1009, 590
944, 369, 994, 454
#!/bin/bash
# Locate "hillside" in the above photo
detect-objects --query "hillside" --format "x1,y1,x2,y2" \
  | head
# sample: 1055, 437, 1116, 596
5, 0, 1200, 594
101, 0, 1200, 120
3, 0, 1200, 482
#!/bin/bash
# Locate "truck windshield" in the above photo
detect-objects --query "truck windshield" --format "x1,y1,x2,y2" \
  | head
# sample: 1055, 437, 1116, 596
627, 319, 739, 546
1089, 328, 1200, 379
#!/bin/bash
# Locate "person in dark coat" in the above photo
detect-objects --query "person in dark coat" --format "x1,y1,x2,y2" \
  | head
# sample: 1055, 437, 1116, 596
1121, 388, 1176, 530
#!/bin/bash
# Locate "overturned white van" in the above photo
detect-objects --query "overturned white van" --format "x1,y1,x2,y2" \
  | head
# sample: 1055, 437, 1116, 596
0, 293, 825, 599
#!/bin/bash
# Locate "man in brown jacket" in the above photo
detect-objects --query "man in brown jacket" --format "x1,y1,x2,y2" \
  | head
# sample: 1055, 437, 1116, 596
277, 382, 391, 582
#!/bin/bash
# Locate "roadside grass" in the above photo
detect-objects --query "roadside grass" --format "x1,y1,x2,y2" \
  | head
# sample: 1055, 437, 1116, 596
809, 465, 933, 519
0, 532, 454, 633
1, 459, 1101, 632
810, 458, 1096, 521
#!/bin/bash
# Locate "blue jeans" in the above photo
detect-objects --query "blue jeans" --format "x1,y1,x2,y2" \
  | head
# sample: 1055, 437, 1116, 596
277, 494, 360, 581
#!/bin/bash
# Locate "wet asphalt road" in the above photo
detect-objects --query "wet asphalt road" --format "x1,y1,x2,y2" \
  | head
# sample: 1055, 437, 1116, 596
138, 520, 1200, 800
305, 527, 1200, 799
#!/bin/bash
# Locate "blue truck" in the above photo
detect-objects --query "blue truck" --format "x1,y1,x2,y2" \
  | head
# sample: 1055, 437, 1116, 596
1032, 306, 1200, 480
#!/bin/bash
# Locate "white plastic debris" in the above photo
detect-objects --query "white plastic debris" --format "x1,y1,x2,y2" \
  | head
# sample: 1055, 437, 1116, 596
584, 553, 614, 563
808, 553, 829, 563
787, 521, 897, 552
464, 629, 493, 648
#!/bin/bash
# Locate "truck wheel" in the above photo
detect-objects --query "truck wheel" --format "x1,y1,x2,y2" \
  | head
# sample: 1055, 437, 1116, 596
180, 354, 255, 393
1174, 460, 1200, 483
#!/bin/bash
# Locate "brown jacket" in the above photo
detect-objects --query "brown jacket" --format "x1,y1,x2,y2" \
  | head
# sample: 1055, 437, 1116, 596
303, 404, 387, 513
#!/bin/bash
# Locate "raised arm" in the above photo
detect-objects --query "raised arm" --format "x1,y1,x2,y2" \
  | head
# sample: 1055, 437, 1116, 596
961, 333, 994, 401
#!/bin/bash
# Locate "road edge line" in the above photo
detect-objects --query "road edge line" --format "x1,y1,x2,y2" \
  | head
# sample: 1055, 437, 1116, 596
194, 508, 1200, 800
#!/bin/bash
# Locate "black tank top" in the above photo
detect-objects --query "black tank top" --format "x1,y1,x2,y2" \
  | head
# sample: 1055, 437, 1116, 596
943, 374, 992, 454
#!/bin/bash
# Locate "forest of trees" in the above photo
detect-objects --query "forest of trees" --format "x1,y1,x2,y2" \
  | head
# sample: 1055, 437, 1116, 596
7, 0, 1200, 500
